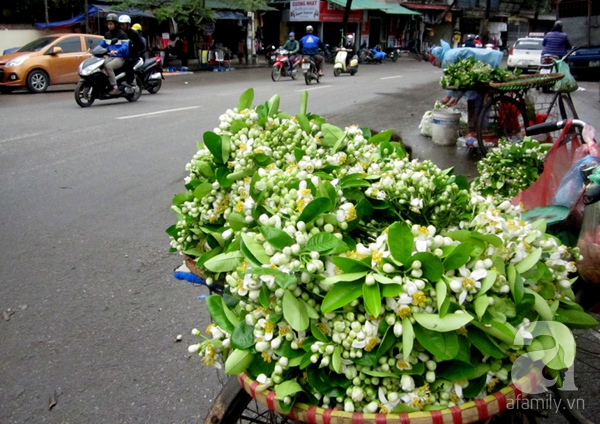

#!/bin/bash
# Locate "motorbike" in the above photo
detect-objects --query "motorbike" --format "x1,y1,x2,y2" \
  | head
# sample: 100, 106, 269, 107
333, 47, 358, 77
271, 49, 300, 81
138, 55, 164, 94
74, 45, 143, 107
264, 45, 277, 66
384, 47, 400, 62
301, 55, 321, 85
358, 47, 385, 64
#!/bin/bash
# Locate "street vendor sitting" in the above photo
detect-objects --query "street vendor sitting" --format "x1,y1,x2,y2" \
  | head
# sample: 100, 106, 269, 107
430, 40, 503, 106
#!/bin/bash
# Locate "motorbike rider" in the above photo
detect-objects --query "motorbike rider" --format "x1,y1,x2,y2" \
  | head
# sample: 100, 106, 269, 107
118, 14, 145, 86
300, 25, 328, 76
100, 13, 129, 95
542, 20, 572, 58
341, 34, 355, 66
132, 23, 149, 60
280, 32, 299, 71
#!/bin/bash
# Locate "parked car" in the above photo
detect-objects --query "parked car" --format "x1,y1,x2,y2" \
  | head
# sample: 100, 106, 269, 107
507, 37, 543, 72
0, 33, 103, 93
567, 45, 600, 79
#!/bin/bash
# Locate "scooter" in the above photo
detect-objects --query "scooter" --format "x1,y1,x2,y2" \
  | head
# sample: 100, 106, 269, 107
264, 45, 277, 66
384, 47, 400, 62
74, 45, 143, 107
333, 47, 358, 77
271, 49, 299, 81
138, 55, 164, 94
301, 55, 321, 85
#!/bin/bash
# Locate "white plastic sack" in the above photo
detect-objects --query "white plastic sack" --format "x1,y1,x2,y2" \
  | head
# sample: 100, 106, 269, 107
419, 111, 433, 137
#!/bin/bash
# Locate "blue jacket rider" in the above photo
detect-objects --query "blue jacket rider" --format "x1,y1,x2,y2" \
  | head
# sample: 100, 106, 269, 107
100, 13, 129, 95
542, 21, 571, 58
300, 25, 327, 75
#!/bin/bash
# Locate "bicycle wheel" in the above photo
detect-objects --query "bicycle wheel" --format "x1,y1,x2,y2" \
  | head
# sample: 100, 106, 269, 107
477, 95, 529, 156
204, 375, 295, 424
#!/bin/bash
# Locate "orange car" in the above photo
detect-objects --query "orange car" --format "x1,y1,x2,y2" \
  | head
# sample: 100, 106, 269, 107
0, 33, 103, 93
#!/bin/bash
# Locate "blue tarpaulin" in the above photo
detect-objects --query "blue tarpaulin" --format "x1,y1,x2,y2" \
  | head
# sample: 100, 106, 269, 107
35, 4, 154, 29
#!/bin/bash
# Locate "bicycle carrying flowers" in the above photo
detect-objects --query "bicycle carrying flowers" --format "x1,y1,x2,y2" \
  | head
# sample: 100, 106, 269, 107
170, 90, 597, 420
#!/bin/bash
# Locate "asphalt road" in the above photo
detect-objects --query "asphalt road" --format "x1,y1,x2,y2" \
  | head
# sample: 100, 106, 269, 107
1, 58, 599, 423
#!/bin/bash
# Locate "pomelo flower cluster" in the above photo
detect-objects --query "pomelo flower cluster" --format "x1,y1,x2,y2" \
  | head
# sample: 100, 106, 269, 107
169, 90, 589, 415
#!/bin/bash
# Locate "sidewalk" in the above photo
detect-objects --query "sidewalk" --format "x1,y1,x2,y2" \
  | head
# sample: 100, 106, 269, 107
162, 57, 269, 73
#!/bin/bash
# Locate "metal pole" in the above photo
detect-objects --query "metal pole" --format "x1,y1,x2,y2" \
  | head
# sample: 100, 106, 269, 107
44, 0, 50, 33
84, 0, 89, 34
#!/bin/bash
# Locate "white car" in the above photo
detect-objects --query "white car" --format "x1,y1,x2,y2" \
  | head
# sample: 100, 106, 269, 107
507, 37, 543, 72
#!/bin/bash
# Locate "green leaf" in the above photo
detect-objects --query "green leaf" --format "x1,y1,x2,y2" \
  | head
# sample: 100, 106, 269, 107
442, 242, 474, 270
238, 88, 254, 111
381, 283, 403, 298
321, 123, 346, 150
276, 273, 297, 289
295, 113, 312, 134
305, 232, 348, 255
231, 322, 255, 350
332, 256, 372, 273
413, 313, 473, 332
407, 253, 443, 282
283, 289, 309, 332
203, 251, 244, 272
515, 248, 542, 274
402, 317, 414, 358
260, 226, 294, 250
321, 272, 367, 285
321, 281, 364, 314
227, 212, 246, 232
436, 280, 447, 314
471, 232, 503, 247
363, 283, 382, 318
225, 349, 254, 375
361, 369, 400, 379
377, 326, 396, 358
259, 284, 270, 309
413, 325, 459, 360
300, 91, 308, 115
203, 131, 224, 164
206, 295, 235, 334
436, 360, 476, 380
310, 323, 329, 343
369, 129, 394, 145
332, 346, 342, 373
274, 380, 303, 400
193, 182, 213, 200
298, 198, 332, 224
554, 308, 599, 329
474, 295, 489, 320
241, 233, 270, 265
467, 326, 506, 359
172, 192, 193, 205
387, 222, 414, 264
476, 270, 497, 298
462, 374, 487, 398
524, 288, 553, 321
267, 94, 280, 116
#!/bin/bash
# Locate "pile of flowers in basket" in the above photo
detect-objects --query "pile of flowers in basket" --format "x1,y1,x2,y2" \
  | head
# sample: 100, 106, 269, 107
440, 58, 515, 89
168, 90, 596, 415
470, 137, 550, 203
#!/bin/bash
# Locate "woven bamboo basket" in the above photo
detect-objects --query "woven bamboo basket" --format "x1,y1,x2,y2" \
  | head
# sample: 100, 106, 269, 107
489, 73, 564, 91
238, 370, 541, 424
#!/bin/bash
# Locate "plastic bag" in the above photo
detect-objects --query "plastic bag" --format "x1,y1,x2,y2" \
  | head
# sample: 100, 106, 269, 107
577, 200, 600, 284
512, 121, 583, 210
553, 156, 600, 208
553, 59, 578, 93
419, 111, 433, 137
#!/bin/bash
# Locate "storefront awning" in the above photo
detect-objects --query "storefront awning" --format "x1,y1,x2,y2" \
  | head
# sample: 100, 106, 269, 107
35, 4, 155, 29
327, 0, 420, 15
215, 10, 248, 19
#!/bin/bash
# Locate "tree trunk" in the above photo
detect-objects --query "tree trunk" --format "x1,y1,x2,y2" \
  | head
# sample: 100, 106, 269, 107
342, 0, 353, 36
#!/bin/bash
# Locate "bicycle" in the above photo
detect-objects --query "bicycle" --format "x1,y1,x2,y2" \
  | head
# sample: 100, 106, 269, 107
475, 72, 578, 157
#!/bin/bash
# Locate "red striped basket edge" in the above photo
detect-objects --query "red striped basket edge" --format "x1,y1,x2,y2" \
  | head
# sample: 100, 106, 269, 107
237, 368, 540, 424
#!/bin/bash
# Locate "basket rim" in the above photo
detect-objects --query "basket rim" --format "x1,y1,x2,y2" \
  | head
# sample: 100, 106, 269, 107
237, 368, 542, 424
489, 73, 564, 88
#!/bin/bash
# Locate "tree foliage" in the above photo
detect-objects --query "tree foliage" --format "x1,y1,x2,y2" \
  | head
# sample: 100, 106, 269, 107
113, 0, 267, 29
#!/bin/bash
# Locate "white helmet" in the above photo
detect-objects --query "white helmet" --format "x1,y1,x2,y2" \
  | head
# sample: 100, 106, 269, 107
118, 14, 131, 24
306, 25, 313, 33
346, 34, 354, 41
